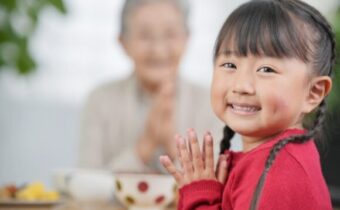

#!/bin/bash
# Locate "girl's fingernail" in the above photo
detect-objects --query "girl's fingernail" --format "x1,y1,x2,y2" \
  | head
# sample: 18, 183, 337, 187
190, 131, 196, 139
206, 135, 212, 143
178, 137, 185, 145
159, 156, 167, 162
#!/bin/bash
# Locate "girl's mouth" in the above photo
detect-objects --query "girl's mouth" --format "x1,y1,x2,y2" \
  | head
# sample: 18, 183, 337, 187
228, 103, 261, 115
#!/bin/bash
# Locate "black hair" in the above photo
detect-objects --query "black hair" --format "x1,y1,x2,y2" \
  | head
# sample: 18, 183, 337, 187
213, 0, 336, 209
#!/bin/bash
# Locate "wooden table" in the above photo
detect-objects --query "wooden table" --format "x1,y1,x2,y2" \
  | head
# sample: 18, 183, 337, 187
1, 203, 339, 210
3, 203, 340, 210
0, 201, 176, 210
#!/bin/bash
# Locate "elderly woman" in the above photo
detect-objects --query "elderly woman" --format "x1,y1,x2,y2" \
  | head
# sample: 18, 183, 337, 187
78, 0, 235, 173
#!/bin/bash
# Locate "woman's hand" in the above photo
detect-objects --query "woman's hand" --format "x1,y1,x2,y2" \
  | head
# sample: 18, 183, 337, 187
160, 129, 229, 188
146, 80, 175, 146
137, 80, 176, 164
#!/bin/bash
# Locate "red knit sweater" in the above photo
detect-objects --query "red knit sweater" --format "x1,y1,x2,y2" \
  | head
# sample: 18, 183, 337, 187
178, 129, 332, 210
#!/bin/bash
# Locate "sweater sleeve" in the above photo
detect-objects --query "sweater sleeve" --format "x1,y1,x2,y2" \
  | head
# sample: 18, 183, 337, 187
78, 90, 107, 168
178, 180, 224, 210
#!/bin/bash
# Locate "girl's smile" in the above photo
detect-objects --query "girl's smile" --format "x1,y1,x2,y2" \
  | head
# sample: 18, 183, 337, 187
227, 102, 261, 116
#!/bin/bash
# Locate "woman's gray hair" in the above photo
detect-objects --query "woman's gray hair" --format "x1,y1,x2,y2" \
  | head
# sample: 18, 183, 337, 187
119, 0, 190, 37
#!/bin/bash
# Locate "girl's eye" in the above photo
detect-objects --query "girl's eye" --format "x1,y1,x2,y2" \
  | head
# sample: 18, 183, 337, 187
257, 66, 276, 73
221, 63, 236, 69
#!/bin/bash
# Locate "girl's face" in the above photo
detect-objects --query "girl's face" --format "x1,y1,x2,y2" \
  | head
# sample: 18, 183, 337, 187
120, 1, 188, 90
211, 52, 313, 144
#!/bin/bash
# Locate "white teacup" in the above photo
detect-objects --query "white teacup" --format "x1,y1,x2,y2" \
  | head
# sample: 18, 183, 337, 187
53, 169, 114, 202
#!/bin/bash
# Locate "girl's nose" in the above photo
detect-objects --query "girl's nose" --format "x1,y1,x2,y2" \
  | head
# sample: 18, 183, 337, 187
232, 71, 255, 95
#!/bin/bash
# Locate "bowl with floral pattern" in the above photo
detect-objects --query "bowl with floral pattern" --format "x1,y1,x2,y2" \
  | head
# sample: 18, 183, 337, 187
113, 173, 176, 210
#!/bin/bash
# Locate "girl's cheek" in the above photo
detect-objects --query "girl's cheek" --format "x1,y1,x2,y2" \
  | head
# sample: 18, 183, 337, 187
266, 94, 291, 122
211, 82, 227, 120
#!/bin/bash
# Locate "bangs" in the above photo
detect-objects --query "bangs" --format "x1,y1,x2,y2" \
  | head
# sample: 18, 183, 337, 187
214, 0, 312, 61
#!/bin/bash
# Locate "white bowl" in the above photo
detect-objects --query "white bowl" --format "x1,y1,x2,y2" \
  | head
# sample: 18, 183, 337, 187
114, 173, 176, 210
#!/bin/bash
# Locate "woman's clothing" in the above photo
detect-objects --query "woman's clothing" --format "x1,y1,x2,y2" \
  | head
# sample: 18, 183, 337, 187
178, 129, 332, 210
79, 75, 239, 172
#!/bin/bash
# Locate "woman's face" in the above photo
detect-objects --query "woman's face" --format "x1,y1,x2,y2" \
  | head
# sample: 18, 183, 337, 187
120, 1, 188, 89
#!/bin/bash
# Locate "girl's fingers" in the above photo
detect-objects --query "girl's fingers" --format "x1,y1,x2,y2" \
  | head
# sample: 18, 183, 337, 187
216, 154, 229, 184
202, 135, 206, 166
175, 134, 183, 168
160, 155, 183, 182
187, 133, 193, 161
187, 129, 204, 173
178, 136, 194, 179
204, 132, 215, 174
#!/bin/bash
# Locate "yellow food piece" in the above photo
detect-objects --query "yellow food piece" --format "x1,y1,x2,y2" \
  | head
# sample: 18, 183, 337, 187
16, 189, 36, 201
28, 182, 45, 196
15, 181, 59, 201
39, 191, 60, 201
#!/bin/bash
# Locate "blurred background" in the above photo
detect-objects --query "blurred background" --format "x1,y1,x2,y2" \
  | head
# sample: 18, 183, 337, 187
0, 0, 339, 203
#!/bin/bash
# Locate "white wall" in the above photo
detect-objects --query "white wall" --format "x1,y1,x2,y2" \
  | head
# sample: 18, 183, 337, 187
0, 0, 338, 187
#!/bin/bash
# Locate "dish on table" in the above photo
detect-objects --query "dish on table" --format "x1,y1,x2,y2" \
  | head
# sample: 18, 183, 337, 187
0, 182, 61, 206
0, 198, 62, 206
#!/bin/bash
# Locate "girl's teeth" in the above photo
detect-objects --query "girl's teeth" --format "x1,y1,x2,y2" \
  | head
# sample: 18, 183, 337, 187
232, 105, 260, 112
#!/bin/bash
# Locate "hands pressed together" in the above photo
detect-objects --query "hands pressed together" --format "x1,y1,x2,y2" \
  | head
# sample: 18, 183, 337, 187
160, 128, 229, 188
137, 80, 176, 164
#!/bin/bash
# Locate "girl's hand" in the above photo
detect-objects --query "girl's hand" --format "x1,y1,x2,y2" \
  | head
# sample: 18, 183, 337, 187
160, 129, 229, 188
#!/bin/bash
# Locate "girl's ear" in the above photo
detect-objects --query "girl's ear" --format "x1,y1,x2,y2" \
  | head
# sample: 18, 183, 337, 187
303, 76, 332, 113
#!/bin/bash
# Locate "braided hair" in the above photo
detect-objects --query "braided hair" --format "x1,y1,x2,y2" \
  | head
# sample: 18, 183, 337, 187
212, 0, 336, 209
219, 125, 234, 154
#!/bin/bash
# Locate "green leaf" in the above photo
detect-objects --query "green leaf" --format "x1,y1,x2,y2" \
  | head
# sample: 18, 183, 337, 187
12, 37, 35, 74
48, 0, 67, 14
0, 53, 5, 67
16, 49, 36, 75
0, 0, 17, 12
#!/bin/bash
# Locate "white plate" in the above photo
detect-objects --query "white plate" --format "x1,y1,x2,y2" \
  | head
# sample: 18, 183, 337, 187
0, 199, 62, 206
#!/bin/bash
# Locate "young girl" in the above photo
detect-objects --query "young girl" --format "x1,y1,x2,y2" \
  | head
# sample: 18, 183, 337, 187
160, 0, 336, 209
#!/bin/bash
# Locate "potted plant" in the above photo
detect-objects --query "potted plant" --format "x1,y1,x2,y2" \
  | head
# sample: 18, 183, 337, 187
0, 0, 67, 75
